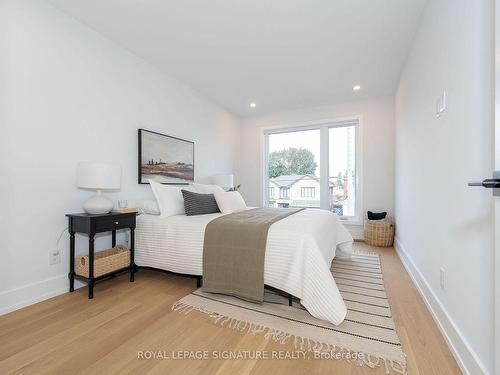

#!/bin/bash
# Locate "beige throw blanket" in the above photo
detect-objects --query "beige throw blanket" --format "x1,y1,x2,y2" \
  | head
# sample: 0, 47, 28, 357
202, 207, 305, 303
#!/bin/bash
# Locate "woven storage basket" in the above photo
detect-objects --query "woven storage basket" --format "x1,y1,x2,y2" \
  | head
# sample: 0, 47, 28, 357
75, 245, 130, 278
364, 219, 395, 247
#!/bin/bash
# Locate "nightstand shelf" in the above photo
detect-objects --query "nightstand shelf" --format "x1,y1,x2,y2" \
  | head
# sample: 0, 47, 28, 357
73, 266, 130, 283
66, 211, 137, 299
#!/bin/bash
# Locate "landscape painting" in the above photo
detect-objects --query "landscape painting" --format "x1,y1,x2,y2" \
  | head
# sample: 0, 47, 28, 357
138, 129, 194, 184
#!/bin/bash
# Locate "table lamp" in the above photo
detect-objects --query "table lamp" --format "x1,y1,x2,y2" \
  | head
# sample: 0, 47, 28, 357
212, 174, 234, 190
77, 161, 121, 214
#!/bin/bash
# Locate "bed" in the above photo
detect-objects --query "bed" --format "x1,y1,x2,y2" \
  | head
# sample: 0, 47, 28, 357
135, 208, 354, 325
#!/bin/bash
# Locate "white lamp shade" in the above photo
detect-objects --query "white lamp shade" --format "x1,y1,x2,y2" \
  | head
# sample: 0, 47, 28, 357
77, 162, 121, 190
212, 174, 234, 188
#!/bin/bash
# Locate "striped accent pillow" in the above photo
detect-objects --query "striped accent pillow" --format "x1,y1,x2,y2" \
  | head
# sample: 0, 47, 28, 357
181, 190, 221, 216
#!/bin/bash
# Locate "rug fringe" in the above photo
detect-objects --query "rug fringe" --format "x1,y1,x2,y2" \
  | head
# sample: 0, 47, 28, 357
171, 300, 407, 375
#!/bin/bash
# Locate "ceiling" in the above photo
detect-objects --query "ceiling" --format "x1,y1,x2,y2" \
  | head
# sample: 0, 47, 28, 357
49, 0, 427, 117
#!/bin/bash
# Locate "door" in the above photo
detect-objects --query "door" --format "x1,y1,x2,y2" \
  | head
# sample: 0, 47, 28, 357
473, 3, 499, 372
495, 3, 500, 372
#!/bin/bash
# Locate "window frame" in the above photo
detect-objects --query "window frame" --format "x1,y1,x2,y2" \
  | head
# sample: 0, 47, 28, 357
269, 187, 275, 199
279, 187, 290, 199
301, 187, 315, 198
262, 116, 363, 224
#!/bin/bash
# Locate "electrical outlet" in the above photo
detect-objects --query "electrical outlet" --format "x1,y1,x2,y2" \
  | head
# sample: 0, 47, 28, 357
440, 267, 446, 290
49, 250, 61, 265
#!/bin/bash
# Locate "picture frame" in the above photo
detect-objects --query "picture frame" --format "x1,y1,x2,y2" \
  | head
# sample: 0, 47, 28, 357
138, 129, 194, 184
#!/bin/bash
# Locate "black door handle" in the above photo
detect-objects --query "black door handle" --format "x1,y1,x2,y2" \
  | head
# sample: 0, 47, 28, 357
468, 179, 500, 188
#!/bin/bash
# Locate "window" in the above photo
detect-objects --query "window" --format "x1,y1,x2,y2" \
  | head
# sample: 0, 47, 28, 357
264, 119, 359, 221
279, 187, 290, 199
266, 128, 320, 208
301, 187, 315, 198
329, 126, 356, 217
269, 187, 275, 199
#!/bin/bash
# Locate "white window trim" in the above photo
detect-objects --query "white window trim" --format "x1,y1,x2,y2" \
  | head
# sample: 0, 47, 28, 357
261, 116, 363, 224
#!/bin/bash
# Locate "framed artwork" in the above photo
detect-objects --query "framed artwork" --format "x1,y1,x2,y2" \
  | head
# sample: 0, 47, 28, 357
138, 129, 194, 184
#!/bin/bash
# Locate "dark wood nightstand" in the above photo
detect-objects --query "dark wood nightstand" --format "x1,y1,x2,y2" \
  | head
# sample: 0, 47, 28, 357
66, 211, 137, 299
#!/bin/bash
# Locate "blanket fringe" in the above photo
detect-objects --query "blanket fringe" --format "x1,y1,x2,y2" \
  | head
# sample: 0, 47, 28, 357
171, 300, 407, 375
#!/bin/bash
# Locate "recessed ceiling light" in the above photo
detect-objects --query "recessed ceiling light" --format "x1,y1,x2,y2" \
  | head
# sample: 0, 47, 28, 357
250, 102, 257, 108
353, 85, 361, 91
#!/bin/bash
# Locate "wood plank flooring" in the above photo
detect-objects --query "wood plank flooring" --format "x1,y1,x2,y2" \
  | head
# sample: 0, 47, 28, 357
0, 243, 462, 374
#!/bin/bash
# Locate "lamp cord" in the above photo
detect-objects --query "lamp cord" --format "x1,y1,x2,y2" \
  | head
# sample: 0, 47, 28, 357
56, 227, 69, 254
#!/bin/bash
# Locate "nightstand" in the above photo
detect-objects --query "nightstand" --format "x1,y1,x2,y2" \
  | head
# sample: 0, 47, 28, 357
66, 211, 137, 299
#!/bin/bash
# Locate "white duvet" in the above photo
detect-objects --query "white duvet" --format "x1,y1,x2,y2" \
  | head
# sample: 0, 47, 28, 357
135, 209, 354, 325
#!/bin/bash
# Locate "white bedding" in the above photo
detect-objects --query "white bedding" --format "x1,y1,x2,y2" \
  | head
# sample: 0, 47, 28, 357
135, 209, 354, 325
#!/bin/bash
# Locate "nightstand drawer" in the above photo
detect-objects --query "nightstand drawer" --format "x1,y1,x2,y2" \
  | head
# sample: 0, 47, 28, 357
94, 215, 135, 232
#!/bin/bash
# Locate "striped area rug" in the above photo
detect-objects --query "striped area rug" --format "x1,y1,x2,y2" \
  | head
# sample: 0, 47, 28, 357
172, 251, 406, 374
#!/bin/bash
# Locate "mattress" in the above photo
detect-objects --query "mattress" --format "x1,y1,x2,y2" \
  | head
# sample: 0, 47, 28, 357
135, 209, 353, 325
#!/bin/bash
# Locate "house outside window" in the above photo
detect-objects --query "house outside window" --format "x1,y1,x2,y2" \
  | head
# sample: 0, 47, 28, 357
301, 187, 315, 198
269, 187, 275, 199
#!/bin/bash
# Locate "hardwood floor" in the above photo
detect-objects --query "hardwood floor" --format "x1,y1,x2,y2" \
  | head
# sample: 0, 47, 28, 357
0, 243, 462, 375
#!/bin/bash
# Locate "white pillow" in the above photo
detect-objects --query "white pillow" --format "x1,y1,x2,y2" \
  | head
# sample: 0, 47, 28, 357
148, 179, 196, 217
192, 183, 224, 194
137, 200, 160, 215
214, 191, 247, 214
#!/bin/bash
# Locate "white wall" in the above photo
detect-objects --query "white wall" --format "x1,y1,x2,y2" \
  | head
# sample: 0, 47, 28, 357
239, 97, 395, 238
0, 0, 241, 314
394, 0, 494, 373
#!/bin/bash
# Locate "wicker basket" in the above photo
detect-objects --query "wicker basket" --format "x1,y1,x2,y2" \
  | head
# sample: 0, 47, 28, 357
364, 219, 395, 247
75, 245, 130, 278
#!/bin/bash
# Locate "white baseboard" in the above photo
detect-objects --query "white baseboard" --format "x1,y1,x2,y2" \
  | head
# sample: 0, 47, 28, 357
0, 274, 68, 315
394, 237, 489, 375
